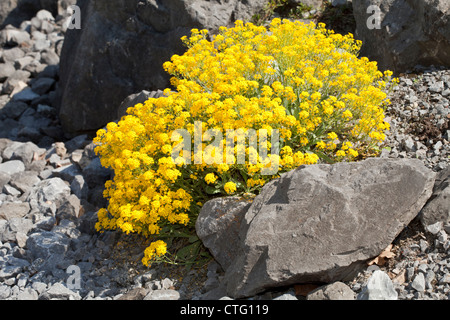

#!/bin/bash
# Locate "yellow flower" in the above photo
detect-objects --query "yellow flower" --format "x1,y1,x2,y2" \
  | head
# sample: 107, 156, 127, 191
316, 141, 326, 149
94, 17, 394, 268
204, 173, 217, 184
224, 181, 237, 194
327, 132, 338, 140
336, 150, 346, 157
342, 110, 353, 119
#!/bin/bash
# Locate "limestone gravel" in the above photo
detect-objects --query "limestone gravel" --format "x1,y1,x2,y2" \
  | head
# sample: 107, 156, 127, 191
0, 7, 449, 300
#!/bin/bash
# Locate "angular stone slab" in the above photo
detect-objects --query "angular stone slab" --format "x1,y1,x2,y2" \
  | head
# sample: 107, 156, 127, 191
420, 166, 450, 234
223, 158, 435, 298
196, 196, 253, 271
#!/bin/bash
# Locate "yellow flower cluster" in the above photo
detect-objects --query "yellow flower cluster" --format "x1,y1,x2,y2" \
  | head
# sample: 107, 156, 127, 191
94, 18, 395, 266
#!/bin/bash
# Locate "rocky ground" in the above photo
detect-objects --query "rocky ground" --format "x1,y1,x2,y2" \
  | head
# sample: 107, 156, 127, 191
0, 9, 449, 300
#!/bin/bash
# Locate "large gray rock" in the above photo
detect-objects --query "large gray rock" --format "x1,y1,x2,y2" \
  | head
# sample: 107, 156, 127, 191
219, 158, 435, 298
57, 0, 267, 134
353, 0, 450, 74
196, 196, 253, 271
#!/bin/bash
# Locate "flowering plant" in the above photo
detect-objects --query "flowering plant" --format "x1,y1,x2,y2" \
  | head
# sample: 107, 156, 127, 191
94, 19, 396, 266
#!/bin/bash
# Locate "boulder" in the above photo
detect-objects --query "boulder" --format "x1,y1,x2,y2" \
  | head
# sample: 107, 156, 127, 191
196, 196, 253, 271
57, 0, 267, 134
353, 0, 450, 74
213, 158, 435, 298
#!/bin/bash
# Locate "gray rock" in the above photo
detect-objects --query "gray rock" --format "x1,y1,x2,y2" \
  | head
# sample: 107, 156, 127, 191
117, 288, 148, 300
196, 196, 252, 271
0, 160, 25, 175
0, 120, 17, 140
26, 231, 71, 272
420, 166, 449, 231
40, 49, 59, 66
307, 282, 356, 300
51, 163, 81, 183
9, 171, 40, 193
36, 9, 54, 21
0, 171, 11, 190
8, 70, 31, 83
429, 81, 445, 93
0, 217, 33, 243
2, 79, 27, 96
357, 270, 398, 300
0, 265, 23, 281
58, 0, 267, 134
27, 177, 71, 212
82, 157, 112, 188
222, 158, 435, 298
291, 0, 324, 10
31, 30, 46, 40
33, 38, 51, 51
56, 194, 81, 221
0, 28, 30, 46
40, 282, 81, 300
0, 202, 30, 221
0, 101, 29, 119
3, 184, 21, 197
31, 77, 55, 95
70, 175, 88, 200
17, 288, 39, 300
0, 284, 11, 299
353, 0, 450, 73
411, 273, 426, 292
144, 289, 180, 300
64, 135, 89, 153
11, 88, 40, 103
0, 62, 15, 81
117, 90, 165, 119
273, 290, 298, 300
1, 47, 25, 63
2, 141, 45, 169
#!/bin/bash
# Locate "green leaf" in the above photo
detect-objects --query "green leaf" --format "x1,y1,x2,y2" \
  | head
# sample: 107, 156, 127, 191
205, 185, 221, 195
315, 150, 335, 164
188, 235, 199, 243
176, 241, 200, 261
